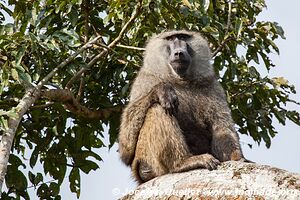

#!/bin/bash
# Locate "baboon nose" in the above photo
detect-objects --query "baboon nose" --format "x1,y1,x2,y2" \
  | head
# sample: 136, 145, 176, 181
174, 51, 184, 59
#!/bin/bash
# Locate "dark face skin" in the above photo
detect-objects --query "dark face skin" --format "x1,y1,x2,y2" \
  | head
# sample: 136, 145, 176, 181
166, 34, 193, 78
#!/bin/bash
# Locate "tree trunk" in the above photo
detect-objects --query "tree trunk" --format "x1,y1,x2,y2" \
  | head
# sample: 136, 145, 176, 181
120, 161, 300, 200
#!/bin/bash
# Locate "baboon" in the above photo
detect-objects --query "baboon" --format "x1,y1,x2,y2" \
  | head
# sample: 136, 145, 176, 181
118, 30, 244, 184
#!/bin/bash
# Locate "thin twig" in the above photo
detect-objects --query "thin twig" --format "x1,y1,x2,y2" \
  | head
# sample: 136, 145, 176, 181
83, 0, 90, 44
76, 76, 84, 100
95, 42, 111, 50
225, 0, 232, 37
117, 44, 145, 51
212, 36, 234, 57
30, 102, 55, 109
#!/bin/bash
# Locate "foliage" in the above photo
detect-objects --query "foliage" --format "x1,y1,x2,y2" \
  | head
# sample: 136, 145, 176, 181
0, 0, 299, 199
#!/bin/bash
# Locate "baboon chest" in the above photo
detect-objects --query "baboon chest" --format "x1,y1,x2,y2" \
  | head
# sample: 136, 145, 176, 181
175, 87, 213, 154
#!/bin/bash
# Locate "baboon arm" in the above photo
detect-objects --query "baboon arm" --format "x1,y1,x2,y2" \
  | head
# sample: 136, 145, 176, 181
211, 110, 244, 162
118, 93, 156, 166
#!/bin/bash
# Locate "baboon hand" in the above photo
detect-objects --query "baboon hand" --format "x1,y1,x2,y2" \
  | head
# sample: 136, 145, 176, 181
200, 153, 220, 170
153, 83, 179, 115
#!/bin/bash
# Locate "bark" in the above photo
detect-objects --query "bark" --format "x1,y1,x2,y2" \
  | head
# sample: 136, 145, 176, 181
41, 89, 122, 119
0, 88, 40, 190
120, 161, 300, 200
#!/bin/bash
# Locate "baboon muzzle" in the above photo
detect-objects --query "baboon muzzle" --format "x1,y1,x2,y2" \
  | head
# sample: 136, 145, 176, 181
169, 38, 191, 76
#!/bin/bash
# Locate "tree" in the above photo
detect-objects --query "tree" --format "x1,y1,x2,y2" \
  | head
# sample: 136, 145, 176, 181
0, 0, 299, 199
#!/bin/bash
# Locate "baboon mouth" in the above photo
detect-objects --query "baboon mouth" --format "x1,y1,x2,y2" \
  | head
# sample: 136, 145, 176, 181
170, 60, 190, 75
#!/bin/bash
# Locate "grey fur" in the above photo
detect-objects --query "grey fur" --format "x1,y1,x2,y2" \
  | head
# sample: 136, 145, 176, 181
118, 30, 244, 184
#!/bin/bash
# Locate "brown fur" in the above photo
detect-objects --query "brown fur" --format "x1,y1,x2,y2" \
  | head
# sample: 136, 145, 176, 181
118, 30, 244, 184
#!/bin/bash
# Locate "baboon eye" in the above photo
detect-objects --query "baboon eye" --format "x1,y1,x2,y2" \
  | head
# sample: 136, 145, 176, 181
177, 34, 191, 40
165, 34, 191, 41
166, 35, 176, 41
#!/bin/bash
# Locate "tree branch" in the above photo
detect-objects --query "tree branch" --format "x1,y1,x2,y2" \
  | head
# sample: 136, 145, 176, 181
41, 89, 122, 119
121, 161, 300, 199
0, 88, 40, 190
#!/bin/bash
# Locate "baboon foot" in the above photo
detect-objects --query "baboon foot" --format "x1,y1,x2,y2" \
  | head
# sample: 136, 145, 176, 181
172, 153, 220, 173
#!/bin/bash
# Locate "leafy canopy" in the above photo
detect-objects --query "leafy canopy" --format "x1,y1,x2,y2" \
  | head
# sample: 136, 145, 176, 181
0, 0, 299, 199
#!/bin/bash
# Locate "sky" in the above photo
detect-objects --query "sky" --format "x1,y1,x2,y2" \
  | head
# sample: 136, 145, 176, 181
2, 0, 300, 199
68, 1, 300, 199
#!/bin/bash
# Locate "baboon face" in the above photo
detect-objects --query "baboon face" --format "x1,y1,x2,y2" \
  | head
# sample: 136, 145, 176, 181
143, 30, 212, 81
166, 34, 193, 78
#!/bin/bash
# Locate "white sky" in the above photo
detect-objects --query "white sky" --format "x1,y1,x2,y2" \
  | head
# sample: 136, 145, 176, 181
3, 0, 300, 199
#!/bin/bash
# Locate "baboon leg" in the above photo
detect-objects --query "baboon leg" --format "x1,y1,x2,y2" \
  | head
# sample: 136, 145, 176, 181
132, 104, 189, 183
211, 114, 244, 161
133, 105, 220, 183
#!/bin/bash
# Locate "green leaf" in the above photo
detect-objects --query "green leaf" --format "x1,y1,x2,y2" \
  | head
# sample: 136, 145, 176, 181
200, 0, 210, 12
273, 22, 286, 39
69, 168, 80, 198
28, 171, 35, 185
11, 68, 19, 81
35, 173, 44, 185
79, 160, 98, 174
0, 117, 8, 131
235, 18, 243, 38
3, 23, 13, 34
287, 111, 300, 126
17, 70, 32, 85
30, 148, 39, 168
273, 109, 286, 125
5, 165, 28, 191
15, 46, 26, 66
49, 182, 60, 196
271, 77, 289, 87
28, 171, 44, 186
9, 154, 26, 168
181, 0, 192, 9
37, 183, 50, 199
261, 129, 271, 148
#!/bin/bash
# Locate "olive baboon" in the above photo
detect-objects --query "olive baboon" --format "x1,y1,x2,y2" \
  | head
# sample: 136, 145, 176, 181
118, 30, 244, 184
